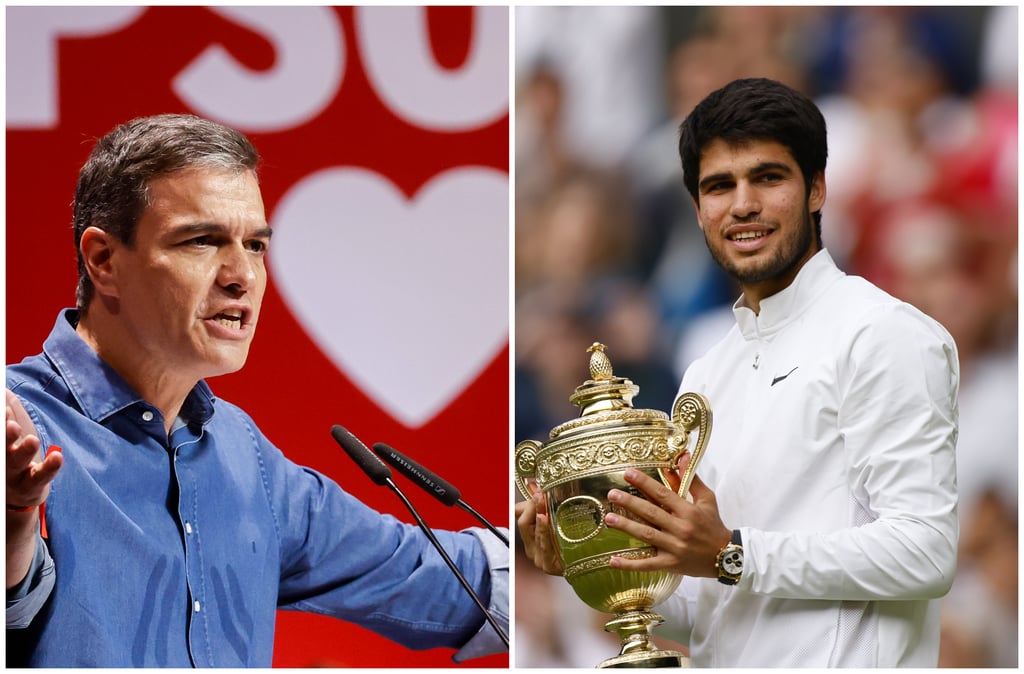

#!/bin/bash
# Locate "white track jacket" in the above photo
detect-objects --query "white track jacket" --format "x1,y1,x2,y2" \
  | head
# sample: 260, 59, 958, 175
657, 249, 960, 667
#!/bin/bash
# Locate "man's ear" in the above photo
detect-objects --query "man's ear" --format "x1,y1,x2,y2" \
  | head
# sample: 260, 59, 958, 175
79, 226, 119, 298
809, 171, 826, 213
691, 196, 705, 231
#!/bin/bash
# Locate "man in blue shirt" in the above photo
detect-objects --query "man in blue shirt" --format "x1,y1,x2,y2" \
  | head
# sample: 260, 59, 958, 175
5, 114, 508, 667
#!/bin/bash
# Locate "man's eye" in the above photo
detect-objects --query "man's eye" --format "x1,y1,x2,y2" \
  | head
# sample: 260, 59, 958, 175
188, 236, 212, 246
247, 240, 268, 253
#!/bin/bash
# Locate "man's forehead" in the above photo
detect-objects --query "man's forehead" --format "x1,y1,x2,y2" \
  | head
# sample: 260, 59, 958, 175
699, 138, 797, 171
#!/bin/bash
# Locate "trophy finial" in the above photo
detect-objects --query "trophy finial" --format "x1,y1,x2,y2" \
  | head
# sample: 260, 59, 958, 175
587, 342, 614, 381
570, 342, 637, 413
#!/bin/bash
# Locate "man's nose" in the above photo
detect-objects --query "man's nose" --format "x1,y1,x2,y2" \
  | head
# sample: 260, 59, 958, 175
729, 182, 761, 219
218, 244, 257, 294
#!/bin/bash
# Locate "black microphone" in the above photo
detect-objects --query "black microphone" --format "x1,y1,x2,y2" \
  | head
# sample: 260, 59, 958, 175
330, 425, 508, 648
372, 442, 509, 547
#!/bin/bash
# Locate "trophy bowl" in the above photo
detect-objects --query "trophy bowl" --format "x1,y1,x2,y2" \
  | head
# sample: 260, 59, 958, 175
516, 343, 712, 668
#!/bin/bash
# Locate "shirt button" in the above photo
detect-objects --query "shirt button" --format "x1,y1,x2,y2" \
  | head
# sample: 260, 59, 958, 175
141, 410, 154, 422
185, 522, 193, 535
194, 600, 201, 613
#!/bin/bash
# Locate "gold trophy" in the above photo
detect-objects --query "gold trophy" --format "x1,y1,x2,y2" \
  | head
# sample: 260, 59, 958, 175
516, 343, 712, 668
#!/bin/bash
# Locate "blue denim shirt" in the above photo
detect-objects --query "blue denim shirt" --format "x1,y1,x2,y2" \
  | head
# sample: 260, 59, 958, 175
5, 310, 508, 667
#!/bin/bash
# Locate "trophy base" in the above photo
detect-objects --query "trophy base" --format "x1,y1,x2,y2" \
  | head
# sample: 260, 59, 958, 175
598, 610, 687, 668
598, 650, 689, 668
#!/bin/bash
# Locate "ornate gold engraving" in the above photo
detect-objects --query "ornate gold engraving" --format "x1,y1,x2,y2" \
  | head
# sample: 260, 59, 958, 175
555, 496, 606, 543
563, 547, 657, 581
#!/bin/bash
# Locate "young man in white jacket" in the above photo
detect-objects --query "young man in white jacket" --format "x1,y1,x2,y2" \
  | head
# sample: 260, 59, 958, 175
517, 77, 959, 667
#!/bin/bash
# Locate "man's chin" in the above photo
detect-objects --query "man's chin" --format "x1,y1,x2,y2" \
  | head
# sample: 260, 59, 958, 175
200, 350, 251, 380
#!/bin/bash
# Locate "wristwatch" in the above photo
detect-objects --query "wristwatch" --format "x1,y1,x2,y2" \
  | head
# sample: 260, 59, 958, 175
715, 529, 743, 585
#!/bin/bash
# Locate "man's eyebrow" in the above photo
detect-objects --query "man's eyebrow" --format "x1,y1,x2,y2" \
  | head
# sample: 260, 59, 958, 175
698, 172, 733, 191
750, 161, 794, 175
698, 161, 795, 191
170, 222, 273, 238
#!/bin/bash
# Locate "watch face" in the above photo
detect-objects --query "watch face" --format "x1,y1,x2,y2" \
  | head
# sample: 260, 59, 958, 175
722, 549, 743, 576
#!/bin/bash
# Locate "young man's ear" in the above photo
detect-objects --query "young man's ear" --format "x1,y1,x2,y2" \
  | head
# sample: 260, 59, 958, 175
691, 196, 704, 231
809, 171, 826, 213
79, 227, 119, 299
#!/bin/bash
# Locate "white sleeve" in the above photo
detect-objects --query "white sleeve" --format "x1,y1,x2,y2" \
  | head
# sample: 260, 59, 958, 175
743, 303, 960, 601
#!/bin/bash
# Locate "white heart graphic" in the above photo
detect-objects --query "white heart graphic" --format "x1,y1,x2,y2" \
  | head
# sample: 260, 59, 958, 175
269, 167, 508, 427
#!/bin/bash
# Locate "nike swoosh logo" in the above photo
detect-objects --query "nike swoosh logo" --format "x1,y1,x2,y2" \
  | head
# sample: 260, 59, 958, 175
771, 367, 799, 386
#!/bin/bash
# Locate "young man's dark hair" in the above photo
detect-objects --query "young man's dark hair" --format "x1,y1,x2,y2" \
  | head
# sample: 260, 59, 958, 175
677, 78, 828, 242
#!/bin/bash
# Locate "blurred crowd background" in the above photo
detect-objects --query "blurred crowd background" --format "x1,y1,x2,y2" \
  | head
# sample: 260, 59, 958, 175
513, 6, 1017, 668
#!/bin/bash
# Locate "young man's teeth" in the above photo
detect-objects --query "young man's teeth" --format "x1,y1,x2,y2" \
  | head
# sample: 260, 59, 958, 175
733, 231, 766, 241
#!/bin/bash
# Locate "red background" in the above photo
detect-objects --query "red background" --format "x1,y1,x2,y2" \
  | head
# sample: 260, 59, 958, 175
5, 6, 509, 668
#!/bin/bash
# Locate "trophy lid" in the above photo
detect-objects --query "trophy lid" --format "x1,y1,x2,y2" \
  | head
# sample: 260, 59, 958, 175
568, 343, 640, 415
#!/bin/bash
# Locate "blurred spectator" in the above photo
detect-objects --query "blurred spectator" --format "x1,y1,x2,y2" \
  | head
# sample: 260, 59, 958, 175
513, 548, 628, 668
862, 198, 1018, 668
515, 6, 665, 171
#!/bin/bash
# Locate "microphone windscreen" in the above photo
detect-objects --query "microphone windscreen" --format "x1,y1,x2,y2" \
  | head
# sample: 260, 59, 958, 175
331, 425, 392, 486
373, 442, 461, 506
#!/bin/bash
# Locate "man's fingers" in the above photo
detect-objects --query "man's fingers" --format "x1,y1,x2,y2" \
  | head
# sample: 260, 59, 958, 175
688, 470, 714, 503
7, 430, 41, 472
517, 492, 562, 575
7, 416, 23, 447
31, 448, 64, 484
604, 506, 671, 551
608, 490, 668, 532
533, 512, 562, 574
8, 444, 60, 507
622, 468, 683, 509
608, 553, 666, 573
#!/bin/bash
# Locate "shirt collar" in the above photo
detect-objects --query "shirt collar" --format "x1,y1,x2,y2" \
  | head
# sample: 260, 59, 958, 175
42, 309, 216, 425
732, 249, 845, 339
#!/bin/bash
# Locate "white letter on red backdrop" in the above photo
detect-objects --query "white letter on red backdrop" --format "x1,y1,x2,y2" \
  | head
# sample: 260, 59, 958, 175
173, 7, 344, 132
357, 6, 508, 131
6, 7, 145, 128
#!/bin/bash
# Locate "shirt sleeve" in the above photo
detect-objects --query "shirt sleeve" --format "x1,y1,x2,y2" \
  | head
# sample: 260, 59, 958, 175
452, 527, 509, 662
6, 534, 55, 629
265, 444, 501, 655
743, 303, 960, 601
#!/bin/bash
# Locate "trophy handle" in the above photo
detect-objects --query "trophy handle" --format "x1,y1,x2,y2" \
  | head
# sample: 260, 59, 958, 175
662, 392, 713, 499
514, 439, 543, 500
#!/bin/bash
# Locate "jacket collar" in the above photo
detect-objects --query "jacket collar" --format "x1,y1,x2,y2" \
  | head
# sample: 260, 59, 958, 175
732, 249, 845, 340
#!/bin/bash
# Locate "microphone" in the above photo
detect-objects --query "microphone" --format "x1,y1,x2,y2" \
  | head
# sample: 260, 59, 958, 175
372, 442, 509, 547
330, 425, 508, 648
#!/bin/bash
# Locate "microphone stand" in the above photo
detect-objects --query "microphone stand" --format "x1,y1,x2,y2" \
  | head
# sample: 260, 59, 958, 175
331, 426, 508, 648
380, 476, 509, 648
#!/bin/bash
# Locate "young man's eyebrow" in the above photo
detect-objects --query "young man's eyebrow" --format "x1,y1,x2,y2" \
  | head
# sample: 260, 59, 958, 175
698, 161, 795, 191
698, 172, 732, 191
750, 161, 795, 175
